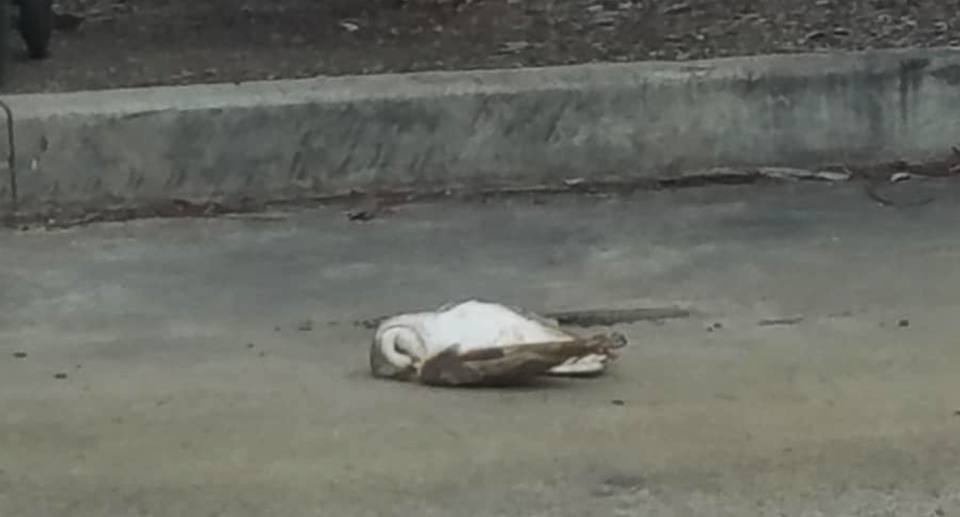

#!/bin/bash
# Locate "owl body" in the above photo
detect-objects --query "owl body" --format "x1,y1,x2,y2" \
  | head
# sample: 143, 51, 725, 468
370, 300, 627, 385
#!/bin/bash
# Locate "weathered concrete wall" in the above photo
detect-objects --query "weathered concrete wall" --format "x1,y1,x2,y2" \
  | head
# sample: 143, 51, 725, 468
2, 47, 960, 211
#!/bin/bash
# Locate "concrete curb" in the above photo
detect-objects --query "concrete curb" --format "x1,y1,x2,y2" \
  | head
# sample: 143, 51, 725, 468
2, 47, 960, 212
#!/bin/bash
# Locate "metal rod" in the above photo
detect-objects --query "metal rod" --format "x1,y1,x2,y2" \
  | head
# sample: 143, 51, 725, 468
0, 98, 15, 213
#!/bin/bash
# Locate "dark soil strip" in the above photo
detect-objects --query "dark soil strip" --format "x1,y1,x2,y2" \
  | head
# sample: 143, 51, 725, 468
14, 0, 960, 94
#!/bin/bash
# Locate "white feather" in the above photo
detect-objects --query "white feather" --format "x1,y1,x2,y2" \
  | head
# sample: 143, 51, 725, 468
374, 300, 608, 375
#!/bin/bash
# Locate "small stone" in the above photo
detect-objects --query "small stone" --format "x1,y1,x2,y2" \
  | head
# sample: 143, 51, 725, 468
898, 319, 910, 328
758, 166, 818, 180
346, 196, 382, 222
497, 40, 531, 54
246, 343, 255, 348
814, 170, 852, 181
597, 473, 646, 494
298, 320, 314, 332
663, 2, 691, 14
611, 399, 626, 406
54, 373, 68, 380
52, 12, 85, 31
13, 351, 27, 359
339, 20, 360, 33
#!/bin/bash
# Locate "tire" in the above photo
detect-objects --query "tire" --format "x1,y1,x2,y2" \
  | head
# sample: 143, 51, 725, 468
0, 0, 10, 86
16, 0, 51, 60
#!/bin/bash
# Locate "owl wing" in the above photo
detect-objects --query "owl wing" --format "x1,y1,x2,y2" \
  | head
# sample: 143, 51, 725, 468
417, 332, 627, 386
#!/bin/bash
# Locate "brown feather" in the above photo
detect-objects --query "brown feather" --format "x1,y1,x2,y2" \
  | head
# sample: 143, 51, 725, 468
418, 332, 627, 386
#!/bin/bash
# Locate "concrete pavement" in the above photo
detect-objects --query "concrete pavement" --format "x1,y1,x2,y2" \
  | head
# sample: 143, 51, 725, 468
1, 181, 959, 516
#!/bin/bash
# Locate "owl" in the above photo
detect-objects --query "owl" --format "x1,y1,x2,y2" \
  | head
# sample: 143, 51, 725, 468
370, 300, 627, 386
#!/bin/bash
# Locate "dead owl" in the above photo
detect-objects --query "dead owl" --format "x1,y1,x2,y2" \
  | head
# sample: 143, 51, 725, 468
370, 300, 627, 386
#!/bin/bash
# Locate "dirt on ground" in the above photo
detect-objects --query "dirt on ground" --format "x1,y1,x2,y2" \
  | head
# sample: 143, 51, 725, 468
3, 0, 959, 93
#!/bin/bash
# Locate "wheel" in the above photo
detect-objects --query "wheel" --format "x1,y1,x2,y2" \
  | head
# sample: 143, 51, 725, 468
0, 0, 10, 86
16, 0, 52, 60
